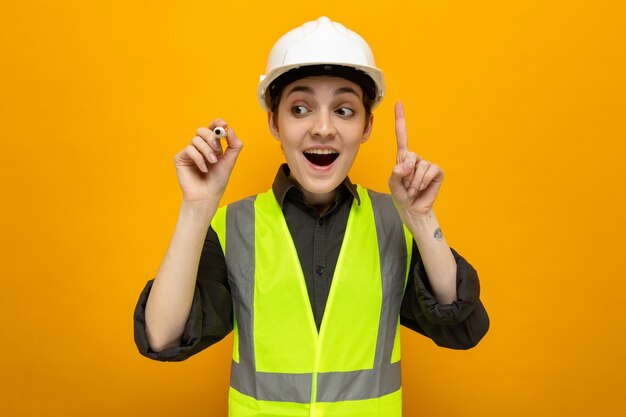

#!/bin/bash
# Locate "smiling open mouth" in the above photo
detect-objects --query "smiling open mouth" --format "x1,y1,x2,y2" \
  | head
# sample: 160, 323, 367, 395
303, 149, 340, 167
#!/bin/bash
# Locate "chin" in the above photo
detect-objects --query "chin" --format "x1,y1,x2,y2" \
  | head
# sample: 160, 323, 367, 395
299, 175, 342, 194
296, 171, 334, 190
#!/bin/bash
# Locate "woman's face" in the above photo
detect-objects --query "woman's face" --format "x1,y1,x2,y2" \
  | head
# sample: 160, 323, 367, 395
268, 76, 373, 202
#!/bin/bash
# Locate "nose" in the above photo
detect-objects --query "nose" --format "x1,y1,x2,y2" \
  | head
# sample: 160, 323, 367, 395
309, 109, 337, 138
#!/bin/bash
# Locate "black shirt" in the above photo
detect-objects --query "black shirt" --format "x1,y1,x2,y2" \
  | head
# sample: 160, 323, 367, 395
134, 164, 490, 361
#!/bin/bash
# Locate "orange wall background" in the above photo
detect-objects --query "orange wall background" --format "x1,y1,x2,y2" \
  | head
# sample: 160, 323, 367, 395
1, 1, 625, 416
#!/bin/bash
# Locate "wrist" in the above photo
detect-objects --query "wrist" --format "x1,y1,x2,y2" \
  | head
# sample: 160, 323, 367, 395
404, 208, 437, 230
403, 210, 448, 246
181, 196, 219, 210
180, 199, 218, 223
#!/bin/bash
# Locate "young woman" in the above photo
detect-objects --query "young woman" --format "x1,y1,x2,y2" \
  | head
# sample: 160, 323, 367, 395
134, 16, 489, 417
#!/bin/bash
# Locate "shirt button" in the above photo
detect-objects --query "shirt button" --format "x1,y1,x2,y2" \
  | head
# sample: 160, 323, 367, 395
316, 265, 325, 275
318, 218, 324, 226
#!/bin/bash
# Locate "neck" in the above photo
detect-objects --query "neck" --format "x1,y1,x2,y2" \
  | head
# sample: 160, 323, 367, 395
288, 173, 338, 215
301, 188, 337, 215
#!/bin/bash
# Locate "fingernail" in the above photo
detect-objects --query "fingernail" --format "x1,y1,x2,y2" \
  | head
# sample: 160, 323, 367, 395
404, 161, 413, 170
209, 154, 217, 163
409, 187, 417, 197
419, 182, 426, 190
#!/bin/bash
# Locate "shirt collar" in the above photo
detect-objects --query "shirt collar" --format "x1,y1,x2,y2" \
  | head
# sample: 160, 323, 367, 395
272, 163, 361, 208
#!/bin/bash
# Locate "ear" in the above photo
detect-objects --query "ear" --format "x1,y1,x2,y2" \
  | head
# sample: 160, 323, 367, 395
267, 110, 280, 140
361, 113, 374, 143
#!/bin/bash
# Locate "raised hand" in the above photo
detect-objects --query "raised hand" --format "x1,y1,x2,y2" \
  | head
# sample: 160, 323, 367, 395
388, 102, 444, 219
173, 119, 243, 205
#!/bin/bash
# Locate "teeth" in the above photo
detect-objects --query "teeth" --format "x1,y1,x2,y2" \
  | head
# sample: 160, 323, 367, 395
304, 149, 339, 155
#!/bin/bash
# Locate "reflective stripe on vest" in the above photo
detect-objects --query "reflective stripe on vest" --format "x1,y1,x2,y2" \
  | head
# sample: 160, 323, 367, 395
211, 186, 412, 415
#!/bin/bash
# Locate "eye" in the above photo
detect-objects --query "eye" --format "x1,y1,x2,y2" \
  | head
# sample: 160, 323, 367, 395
291, 105, 310, 116
335, 107, 355, 117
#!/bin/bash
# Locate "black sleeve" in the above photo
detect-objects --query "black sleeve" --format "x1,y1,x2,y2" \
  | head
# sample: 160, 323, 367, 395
133, 226, 233, 361
400, 243, 490, 350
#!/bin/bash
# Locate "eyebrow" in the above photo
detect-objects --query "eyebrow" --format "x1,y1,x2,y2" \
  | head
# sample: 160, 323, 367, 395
334, 87, 361, 98
286, 85, 361, 98
286, 85, 314, 96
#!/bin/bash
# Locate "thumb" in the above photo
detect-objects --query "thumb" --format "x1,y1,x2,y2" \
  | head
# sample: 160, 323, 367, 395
225, 128, 243, 154
388, 161, 413, 194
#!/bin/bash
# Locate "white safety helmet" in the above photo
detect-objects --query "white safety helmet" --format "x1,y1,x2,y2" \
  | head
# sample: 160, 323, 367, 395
258, 16, 385, 112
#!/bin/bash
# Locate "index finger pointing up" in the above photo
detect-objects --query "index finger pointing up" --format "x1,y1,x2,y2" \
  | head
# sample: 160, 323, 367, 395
395, 101, 409, 162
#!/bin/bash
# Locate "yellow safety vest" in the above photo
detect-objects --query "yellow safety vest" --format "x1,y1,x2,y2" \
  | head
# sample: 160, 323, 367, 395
211, 185, 412, 417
